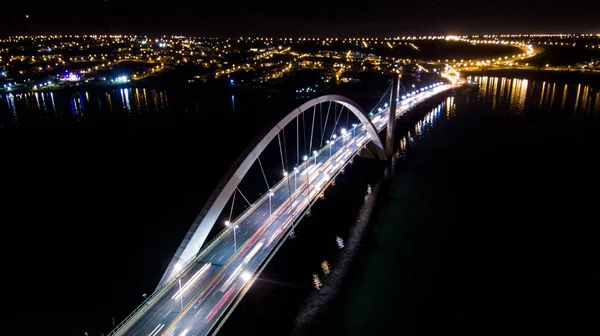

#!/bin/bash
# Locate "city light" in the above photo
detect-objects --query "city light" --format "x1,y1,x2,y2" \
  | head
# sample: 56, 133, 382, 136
0, 33, 562, 94
240, 271, 252, 282
112, 75, 130, 83
5, 29, 598, 336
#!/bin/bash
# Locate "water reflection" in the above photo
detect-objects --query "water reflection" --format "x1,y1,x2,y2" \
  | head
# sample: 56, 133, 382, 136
121, 88, 131, 115
49, 92, 56, 113
4, 78, 599, 129
7, 94, 17, 126
397, 100, 449, 156
70, 93, 84, 121
470, 75, 600, 115
0, 88, 173, 128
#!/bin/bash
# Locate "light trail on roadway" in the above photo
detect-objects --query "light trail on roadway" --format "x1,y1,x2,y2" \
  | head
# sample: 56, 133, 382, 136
113, 83, 452, 336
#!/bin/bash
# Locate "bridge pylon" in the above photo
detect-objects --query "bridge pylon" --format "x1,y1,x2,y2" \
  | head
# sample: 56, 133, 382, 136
385, 73, 400, 157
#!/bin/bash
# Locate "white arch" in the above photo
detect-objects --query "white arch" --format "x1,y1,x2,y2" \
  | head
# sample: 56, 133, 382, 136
158, 95, 385, 286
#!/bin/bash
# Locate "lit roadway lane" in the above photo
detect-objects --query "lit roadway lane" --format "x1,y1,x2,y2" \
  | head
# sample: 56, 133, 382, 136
159, 84, 452, 336
116, 83, 452, 336
122, 175, 310, 336
161, 123, 371, 336
121, 104, 366, 336
121, 174, 307, 336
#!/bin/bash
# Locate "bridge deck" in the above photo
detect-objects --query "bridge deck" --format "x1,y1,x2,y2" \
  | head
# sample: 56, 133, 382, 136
113, 84, 452, 336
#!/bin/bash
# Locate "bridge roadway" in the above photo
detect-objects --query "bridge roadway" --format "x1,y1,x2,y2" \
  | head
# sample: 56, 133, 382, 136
115, 83, 452, 336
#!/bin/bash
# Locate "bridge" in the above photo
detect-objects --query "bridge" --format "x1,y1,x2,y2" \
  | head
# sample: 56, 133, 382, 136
109, 77, 454, 336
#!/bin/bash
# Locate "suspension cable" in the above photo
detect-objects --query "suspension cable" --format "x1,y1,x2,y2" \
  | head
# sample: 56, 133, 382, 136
320, 100, 332, 147
282, 127, 289, 173
319, 103, 323, 148
257, 157, 270, 191
302, 111, 307, 157
330, 104, 344, 139
237, 187, 252, 206
308, 105, 316, 154
346, 107, 349, 129
278, 132, 293, 197
370, 82, 393, 115
228, 191, 236, 222
277, 132, 286, 174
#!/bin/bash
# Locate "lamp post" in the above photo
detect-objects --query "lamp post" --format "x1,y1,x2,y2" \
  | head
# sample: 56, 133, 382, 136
326, 140, 332, 157
174, 263, 183, 310
307, 150, 318, 187
268, 191, 274, 215
177, 277, 183, 310
225, 220, 238, 252
284, 170, 291, 197
293, 167, 298, 190
341, 128, 347, 146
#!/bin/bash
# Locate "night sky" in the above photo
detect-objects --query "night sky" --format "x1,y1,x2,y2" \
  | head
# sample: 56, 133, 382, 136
1, 0, 599, 36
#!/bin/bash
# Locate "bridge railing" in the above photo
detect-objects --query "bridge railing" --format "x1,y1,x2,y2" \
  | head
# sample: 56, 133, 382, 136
110, 84, 451, 336
222, 115, 363, 229
210, 128, 368, 335
178, 97, 384, 270
108, 110, 367, 336
216, 86, 449, 240
108, 217, 236, 336
212, 83, 454, 334
108, 252, 196, 335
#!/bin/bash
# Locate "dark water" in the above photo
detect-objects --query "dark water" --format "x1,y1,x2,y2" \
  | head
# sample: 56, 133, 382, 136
1, 75, 599, 335
219, 75, 600, 335
317, 76, 600, 335
0, 84, 386, 336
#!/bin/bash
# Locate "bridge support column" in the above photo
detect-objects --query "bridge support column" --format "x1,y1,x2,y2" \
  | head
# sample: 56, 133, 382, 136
385, 74, 400, 157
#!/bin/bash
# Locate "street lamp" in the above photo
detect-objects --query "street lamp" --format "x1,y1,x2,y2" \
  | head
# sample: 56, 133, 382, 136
313, 150, 318, 165
293, 167, 299, 190
341, 128, 347, 145
225, 220, 238, 252
303, 155, 308, 162
268, 191, 275, 215
177, 277, 183, 310
173, 263, 184, 310
240, 271, 252, 282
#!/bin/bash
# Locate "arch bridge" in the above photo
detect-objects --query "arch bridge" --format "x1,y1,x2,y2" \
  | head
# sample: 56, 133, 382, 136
110, 81, 452, 336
